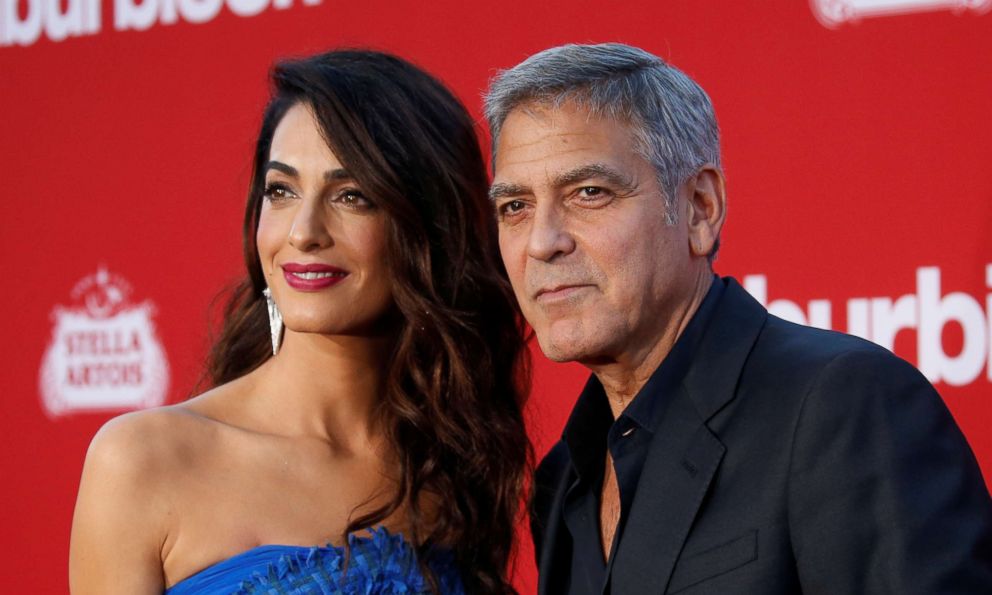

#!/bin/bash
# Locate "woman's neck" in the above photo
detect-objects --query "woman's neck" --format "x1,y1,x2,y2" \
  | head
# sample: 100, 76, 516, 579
251, 330, 394, 452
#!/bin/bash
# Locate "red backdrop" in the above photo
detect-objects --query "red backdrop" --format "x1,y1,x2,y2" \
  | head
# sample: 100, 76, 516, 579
1, 0, 990, 591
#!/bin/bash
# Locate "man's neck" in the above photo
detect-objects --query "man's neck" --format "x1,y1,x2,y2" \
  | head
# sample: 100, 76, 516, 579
588, 273, 714, 419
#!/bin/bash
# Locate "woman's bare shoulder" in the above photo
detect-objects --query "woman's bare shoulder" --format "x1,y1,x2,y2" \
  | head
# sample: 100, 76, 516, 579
84, 377, 254, 481
86, 408, 200, 476
70, 406, 214, 593
70, 378, 263, 593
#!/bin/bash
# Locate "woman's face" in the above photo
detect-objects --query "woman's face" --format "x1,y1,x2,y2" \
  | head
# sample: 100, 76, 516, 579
257, 103, 393, 337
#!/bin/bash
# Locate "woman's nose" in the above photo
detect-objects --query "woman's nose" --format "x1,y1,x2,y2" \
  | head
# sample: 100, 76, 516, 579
288, 199, 333, 252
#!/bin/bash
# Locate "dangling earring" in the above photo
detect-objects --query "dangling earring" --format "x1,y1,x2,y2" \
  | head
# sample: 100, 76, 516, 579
262, 287, 283, 355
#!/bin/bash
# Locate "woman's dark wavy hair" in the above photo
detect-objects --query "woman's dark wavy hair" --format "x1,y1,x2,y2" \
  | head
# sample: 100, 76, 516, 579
205, 49, 531, 593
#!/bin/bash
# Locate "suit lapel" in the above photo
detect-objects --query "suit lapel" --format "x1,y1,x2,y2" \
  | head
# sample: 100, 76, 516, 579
537, 462, 575, 595
610, 390, 725, 594
611, 279, 767, 594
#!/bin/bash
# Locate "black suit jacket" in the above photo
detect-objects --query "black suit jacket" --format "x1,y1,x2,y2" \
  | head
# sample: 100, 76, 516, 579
531, 278, 992, 594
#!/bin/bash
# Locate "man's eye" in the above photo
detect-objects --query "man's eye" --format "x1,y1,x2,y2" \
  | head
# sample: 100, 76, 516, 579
574, 187, 615, 207
499, 200, 527, 217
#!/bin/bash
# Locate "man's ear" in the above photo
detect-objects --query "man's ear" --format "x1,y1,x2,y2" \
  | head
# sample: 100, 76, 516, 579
685, 165, 726, 259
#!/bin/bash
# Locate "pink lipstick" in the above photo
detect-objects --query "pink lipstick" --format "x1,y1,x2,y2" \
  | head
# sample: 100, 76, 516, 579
281, 262, 349, 291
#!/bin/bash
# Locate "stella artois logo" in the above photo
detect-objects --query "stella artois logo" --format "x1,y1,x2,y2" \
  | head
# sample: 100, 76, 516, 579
811, 0, 992, 27
39, 266, 169, 417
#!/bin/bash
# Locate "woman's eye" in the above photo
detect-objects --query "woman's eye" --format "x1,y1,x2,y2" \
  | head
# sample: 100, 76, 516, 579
263, 183, 296, 203
337, 189, 374, 209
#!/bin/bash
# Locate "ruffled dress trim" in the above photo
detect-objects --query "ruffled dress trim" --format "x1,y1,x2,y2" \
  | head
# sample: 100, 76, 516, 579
165, 526, 464, 594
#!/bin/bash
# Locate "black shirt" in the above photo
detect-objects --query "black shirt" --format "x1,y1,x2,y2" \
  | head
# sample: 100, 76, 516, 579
560, 277, 725, 595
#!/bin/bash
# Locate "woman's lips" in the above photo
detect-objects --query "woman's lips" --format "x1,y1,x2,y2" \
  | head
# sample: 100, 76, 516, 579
281, 263, 349, 291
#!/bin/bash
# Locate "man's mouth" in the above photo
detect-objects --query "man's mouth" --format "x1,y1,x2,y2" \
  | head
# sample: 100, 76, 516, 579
534, 284, 593, 303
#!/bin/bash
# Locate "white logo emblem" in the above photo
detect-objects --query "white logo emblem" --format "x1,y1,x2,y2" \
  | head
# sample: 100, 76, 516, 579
39, 267, 170, 417
811, 0, 992, 27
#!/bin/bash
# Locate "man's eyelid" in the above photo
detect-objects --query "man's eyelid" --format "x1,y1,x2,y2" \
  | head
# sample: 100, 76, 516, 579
497, 198, 530, 215
494, 195, 526, 208
572, 184, 614, 197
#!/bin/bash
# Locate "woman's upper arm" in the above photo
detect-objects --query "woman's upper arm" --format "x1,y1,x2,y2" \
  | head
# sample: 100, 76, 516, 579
69, 413, 171, 594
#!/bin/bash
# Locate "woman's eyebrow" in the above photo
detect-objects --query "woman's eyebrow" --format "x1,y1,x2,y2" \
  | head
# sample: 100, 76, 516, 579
265, 160, 297, 177
264, 162, 354, 184
324, 168, 353, 183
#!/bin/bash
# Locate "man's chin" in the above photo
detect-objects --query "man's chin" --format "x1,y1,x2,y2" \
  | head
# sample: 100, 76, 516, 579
535, 332, 593, 363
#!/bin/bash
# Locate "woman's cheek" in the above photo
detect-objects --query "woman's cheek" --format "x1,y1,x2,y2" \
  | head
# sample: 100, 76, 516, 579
255, 210, 286, 277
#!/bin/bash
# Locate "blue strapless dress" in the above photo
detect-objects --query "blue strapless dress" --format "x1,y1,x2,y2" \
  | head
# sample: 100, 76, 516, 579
165, 527, 465, 594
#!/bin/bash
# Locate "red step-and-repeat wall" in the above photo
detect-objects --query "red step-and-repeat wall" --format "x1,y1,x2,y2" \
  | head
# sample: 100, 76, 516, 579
1, 0, 990, 591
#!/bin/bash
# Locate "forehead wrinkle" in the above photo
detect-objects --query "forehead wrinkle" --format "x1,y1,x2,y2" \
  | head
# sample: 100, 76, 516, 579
496, 107, 643, 198
498, 104, 608, 153
498, 143, 600, 171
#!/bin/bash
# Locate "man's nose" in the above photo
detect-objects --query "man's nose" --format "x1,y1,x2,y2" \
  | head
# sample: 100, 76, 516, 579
288, 199, 333, 252
527, 201, 575, 262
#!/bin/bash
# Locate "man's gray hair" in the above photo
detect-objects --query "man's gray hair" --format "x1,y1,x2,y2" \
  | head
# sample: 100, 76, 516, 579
483, 43, 721, 224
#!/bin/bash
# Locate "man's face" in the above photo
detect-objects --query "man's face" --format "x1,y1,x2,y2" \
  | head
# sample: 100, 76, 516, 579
492, 102, 699, 365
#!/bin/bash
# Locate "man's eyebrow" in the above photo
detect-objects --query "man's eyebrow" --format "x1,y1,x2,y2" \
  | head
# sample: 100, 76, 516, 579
488, 182, 531, 202
487, 163, 637, 202
553, 163, 637, 193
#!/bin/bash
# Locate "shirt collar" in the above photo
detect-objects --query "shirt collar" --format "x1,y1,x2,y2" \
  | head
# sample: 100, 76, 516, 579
622, 276, 725, 431
561, 276, 726, 474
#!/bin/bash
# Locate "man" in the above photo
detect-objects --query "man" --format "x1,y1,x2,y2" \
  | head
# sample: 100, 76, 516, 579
484, 43, 992, 594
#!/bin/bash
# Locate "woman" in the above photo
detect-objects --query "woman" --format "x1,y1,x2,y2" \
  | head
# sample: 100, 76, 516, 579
69, 50, 530, 594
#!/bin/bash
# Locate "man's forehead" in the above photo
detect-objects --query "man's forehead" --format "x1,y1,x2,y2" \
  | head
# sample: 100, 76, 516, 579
496, 102, 637, 159
500, 101, 633, 138
505, 95, 634, 123
492, 105, 644, 189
